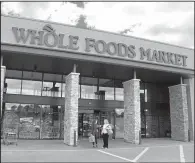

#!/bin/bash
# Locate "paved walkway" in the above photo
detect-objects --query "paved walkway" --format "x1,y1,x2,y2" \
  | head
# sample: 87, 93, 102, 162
1, 138, 194, 162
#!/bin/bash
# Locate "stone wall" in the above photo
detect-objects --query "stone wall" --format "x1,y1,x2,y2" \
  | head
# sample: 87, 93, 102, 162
64, 73, 79, 146
169, 84, 189, 141
184, 78, 194, 141
1, 66, 6, 117
123, 79, 140, 144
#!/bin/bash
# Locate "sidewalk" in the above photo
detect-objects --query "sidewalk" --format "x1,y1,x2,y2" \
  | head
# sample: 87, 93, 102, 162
1, 138, 193, 150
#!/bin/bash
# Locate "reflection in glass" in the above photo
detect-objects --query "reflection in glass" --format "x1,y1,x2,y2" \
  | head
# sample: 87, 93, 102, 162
115, 80, 124, 101
99, 87, 114, 100
41, 105, 53, 139
5, 103, 20, 111
18, 104, 41, 139
6, 79, 21, 94
81, 77, 98, 99
60, 107, 64, 139
3, 103, 20, 138
42, 82, 61, 97
115, 88, 124, 101
62, 83, 66, 97
41, 105, 60, 139
99, 79, 114, 100
81, 85, 97, 99
50, 83, 61, 97
115, 108, 124, 138
22, 80, 42, 96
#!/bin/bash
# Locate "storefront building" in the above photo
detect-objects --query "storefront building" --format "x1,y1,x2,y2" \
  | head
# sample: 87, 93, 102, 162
1, 15, 194, 145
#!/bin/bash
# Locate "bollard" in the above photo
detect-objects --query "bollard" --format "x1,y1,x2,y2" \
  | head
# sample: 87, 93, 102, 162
74, 130, 77, 147
139, 130, 141, 145
188, 130, 190, 142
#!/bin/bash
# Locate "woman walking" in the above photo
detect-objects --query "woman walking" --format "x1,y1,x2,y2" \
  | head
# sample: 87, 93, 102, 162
91, 118, 99, 147
101, 119, 112, 149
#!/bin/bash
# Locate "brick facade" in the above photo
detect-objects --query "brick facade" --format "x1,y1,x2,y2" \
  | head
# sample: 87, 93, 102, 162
123, 79, 141, 144
64, 72, 80, 146
169, 84, 189, 141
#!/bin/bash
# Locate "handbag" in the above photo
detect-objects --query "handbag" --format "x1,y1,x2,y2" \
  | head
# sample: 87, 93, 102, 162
89, 135, 95, 143
106, 125, 113, 135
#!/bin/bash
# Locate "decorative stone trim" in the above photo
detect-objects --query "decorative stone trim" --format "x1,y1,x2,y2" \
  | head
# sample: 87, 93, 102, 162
184, 78, 194, 141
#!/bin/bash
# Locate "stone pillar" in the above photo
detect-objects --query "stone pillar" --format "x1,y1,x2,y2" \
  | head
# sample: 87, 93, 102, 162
123, 79, 140, 144
168, 84, 189, 141
64, 72, 80, 146
184, 77, 194, 141
1, 66, 6, 117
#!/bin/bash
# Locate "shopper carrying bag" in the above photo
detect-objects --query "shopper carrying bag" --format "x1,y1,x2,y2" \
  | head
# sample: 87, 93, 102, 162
91, 118, 99, 147
101, 119, 112, 149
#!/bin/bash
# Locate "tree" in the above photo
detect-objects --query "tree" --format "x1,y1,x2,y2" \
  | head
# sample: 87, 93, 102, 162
1, 2, 20, 17
119, 23, 142, 35
75, 14, 95, 30
70, 2, 85, 8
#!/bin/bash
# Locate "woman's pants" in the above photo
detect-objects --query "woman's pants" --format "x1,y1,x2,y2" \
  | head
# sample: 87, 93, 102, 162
102, 133, 109, 148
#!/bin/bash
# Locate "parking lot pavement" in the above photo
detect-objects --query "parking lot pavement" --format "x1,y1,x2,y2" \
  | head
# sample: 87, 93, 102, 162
183, 144, 194, 162
1, 149, 127, 162
138, 145, 180, 162
1, 139, 194, 162
102, 144, 194, 162
98, 147, 147, 162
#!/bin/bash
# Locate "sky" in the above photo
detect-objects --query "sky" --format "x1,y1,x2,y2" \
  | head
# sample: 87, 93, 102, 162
1, 2, 194, 49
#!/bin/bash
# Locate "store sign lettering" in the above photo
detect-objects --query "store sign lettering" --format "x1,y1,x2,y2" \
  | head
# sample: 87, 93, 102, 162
12, 24, 187, 67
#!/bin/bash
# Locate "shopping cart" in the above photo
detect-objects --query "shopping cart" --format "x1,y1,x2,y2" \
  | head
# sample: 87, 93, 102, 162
2, 111, 19, 146
3, 128, 18, 146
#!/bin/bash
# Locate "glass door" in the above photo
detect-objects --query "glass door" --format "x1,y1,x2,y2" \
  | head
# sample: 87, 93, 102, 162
18, 104, 41, 139
78, 113, 83, 138
115, 108, 124, 139
41, 105, 60, 139
82, 113, 93, 137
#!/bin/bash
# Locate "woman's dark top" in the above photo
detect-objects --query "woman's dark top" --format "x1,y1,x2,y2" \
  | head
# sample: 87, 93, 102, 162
91, 120, 99, 137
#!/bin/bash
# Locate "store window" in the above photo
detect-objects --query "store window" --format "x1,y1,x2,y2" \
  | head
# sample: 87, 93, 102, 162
115, 108, 124, 138
42, 73, 63, 97
115, 80, 124, 101
4, 103, 41, 139
18, 104, 41, 139
42, 82, 62, 97
6, 79, 22, 94
41, 105, 60, 139
22, 80, 42, 96
81, 77, 98, 99
99, 78, 114, 100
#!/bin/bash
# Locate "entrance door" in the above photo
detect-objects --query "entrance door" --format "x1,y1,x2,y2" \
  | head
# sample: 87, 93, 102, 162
41, 105, 60, 139
78, 113, 94, 138
78, 110, 115, 138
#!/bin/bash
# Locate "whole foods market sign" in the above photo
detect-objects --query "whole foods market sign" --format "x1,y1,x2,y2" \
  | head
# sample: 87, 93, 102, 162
12, 24, 188, 67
